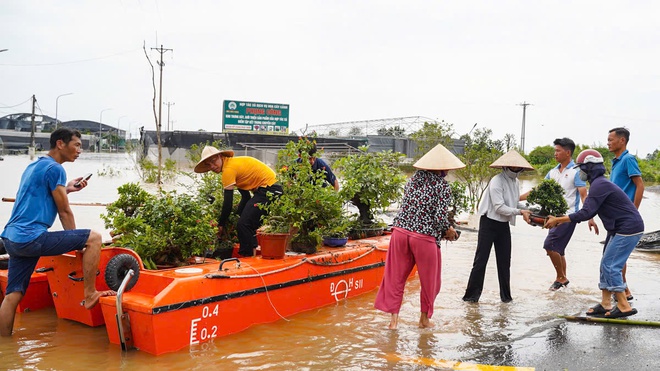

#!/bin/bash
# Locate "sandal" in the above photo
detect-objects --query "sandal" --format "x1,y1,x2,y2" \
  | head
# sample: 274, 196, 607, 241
604, 307, 638, 319
549, 280, 569, 291
586, 303, 611, 317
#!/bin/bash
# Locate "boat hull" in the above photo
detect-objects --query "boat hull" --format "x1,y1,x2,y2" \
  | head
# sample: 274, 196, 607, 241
41, 247, 143, 326
0, 257, 54, 313
635, 229, 660, 252
100, 235, 399, 355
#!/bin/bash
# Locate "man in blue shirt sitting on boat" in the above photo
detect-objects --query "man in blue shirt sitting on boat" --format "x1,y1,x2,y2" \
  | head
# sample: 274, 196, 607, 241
0, 128, 115, 337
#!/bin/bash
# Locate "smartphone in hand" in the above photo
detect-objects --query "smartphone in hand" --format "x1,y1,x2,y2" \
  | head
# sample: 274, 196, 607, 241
74, 173, 93, 188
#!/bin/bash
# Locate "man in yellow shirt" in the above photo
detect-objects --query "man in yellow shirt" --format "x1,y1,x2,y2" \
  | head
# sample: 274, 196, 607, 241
195, 146, 283, 257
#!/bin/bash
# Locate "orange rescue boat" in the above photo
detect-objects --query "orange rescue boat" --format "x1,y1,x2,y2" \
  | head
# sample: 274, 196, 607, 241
98, 235, 398, 355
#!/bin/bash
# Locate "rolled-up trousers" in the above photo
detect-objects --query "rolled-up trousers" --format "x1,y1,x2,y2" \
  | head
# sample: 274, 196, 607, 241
374, 227, 442, 318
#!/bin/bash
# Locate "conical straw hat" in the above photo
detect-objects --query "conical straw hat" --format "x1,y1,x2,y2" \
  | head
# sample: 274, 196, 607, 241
489, 150, 534, 170
413, 143, 466, 170
194, 146, 235, 173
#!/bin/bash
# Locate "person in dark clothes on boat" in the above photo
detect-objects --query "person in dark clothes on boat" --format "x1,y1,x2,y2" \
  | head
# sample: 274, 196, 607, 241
607, 127, 645, 301
546, 149, 644, 319
462, 150, 533, 303
299, 143, 339, 191
0, 128, 115, 337
374, 144, 463, 329
194, 146, 283, 257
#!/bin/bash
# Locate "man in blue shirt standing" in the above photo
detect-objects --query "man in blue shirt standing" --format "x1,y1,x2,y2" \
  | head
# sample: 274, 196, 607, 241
0, 128, 115, 337
608, 127, 644, 208
607, 127, 644, 301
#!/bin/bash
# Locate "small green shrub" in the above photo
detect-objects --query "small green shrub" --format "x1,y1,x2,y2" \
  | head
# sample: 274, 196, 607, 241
526, 178, 569, 216
334, 146, 406, 226
102, 183, 221, 267
262, 138, 345, 248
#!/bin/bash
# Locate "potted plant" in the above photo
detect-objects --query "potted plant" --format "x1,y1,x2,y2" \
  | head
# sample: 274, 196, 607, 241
182, 164, 240, 260
102, 183, 220, 268
261, 138, 346, 255
333, 147, 406, 235
256, 217, 292, 259
320, 214, 352, 247
526, 178, 569, 227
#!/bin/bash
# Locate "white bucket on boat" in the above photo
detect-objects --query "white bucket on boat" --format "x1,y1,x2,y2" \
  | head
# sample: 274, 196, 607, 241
174, 267, 203, 274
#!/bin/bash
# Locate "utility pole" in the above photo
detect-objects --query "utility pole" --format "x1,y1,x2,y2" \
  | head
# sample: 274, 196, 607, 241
517, 101, 532, 154
29, 95, 36, 159
151, 44, 173, 186
164, 101, 175, 131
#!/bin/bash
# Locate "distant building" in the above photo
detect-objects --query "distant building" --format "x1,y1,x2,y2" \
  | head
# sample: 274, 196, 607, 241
0, 114, 120, 153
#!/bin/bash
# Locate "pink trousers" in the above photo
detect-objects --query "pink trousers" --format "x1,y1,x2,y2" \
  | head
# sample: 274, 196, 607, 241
374, 227, 442, 318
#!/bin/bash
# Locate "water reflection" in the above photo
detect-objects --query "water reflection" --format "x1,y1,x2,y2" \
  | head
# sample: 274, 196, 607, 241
459, 302, 516, 366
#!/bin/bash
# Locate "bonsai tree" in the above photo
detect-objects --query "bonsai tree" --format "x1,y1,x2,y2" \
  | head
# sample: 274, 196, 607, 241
320, 212, 353, 239
448, 180, 470, 225
262, 138, 345, 253
333, 146, 406, 227
102, 182, 227, 268
526, 178, 569, 217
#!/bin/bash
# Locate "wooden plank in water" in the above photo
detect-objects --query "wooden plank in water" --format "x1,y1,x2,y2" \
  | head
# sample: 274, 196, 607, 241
560, 315, 660, 327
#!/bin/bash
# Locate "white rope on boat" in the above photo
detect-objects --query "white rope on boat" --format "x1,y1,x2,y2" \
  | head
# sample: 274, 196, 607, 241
243, 262, 291, 322
221, 259, 306, 279
304, 247, 377, 266
374, 245, 388, 252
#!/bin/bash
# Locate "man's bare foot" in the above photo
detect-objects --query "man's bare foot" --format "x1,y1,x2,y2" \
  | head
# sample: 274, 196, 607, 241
419, 312, 434, 328
81, 290, 117, 309
388, 313, 399, 330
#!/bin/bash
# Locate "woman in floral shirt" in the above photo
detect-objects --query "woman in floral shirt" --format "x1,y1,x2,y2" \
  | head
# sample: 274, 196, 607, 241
374, 144, 464, 329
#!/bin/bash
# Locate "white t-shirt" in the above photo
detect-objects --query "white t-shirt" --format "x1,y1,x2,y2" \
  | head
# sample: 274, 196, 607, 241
545, 160, 586, 213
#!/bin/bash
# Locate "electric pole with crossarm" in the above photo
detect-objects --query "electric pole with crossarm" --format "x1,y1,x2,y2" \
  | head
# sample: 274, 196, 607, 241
518, 101, 532, 154
150, 45, 173, 185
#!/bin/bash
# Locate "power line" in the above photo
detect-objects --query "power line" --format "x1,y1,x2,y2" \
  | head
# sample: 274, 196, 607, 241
0, 96, 34, 109
0, 48, 142, 67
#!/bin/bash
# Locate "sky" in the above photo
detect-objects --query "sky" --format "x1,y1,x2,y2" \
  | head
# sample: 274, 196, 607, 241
1, 1, 659, 157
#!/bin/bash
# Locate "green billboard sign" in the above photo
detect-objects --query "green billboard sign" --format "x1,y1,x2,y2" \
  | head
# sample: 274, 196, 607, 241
222, 100, 290, 134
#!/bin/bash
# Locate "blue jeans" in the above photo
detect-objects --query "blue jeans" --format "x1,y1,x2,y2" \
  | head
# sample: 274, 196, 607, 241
599, 232, 643, 292
2, 229, 89, 295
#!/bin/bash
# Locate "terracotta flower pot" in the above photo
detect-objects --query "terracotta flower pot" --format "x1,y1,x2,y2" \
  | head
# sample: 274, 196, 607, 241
256, 232, 290, 259
530, 213, 548, 227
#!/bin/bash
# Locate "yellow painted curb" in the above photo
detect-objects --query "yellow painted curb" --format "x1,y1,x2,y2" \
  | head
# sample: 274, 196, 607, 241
385, 354, 535, 370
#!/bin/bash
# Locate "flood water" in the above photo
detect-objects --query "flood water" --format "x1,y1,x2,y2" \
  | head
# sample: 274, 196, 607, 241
1, 153, 660, 370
